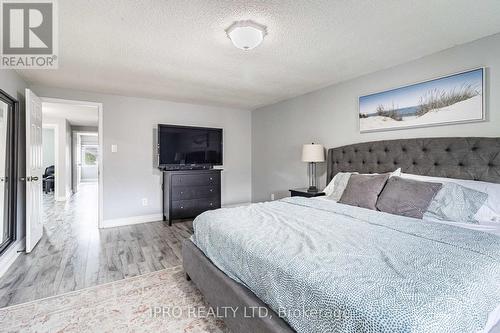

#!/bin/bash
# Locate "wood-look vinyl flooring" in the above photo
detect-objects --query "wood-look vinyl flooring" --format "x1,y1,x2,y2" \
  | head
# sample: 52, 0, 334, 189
0, 182, 193, 308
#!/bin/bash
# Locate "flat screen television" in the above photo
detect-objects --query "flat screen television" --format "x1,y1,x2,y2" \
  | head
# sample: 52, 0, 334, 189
158, 124, 223, 169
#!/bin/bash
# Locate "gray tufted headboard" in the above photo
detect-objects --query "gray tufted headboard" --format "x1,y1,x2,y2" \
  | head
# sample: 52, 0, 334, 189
327, 137, 500, 184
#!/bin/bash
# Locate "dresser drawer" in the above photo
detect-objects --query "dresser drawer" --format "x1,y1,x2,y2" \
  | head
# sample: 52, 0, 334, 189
163, 170, 222, 224
171, 199, 197, 219
171, 185, 219, 201
197, 198, 220, 211
171, 173, 220, 187
171, 198, 220, 219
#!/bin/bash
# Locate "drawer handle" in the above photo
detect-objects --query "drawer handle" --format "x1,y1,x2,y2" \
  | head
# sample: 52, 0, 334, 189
180, 206, 184, 209
209, 177, 213, 180
210, 189, 213, 192
209, 203, 213, 206
180, 191, 183, 194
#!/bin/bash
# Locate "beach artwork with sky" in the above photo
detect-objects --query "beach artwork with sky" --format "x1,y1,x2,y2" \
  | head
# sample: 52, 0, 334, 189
359, 68, 484, 132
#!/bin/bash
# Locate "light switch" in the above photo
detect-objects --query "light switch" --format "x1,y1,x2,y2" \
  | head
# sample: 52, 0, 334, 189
111, 144, 118, 153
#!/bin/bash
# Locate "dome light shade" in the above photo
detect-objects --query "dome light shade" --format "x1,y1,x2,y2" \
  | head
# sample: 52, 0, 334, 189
226, 20, 267, 50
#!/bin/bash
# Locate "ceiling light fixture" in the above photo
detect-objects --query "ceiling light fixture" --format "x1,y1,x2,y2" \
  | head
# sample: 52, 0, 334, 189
226, 20, 267, 50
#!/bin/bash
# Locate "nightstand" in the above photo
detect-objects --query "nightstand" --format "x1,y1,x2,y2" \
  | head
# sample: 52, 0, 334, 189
289, 188, 325, 198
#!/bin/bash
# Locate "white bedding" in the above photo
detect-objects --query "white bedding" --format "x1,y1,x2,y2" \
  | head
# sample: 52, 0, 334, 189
400, 172, 500, 223
196, 197, 500, 332
313, 197, 500, 332
316, 196, 500, 236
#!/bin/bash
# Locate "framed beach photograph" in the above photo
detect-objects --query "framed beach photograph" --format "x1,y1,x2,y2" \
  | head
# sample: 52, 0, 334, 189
359, 68, 485, 133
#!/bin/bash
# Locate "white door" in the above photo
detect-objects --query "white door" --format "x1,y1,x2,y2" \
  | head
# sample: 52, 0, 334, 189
25, 89, 43, 253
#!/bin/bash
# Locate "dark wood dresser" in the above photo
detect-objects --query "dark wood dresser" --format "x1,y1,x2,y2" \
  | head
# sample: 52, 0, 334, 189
162, 169, 222, 225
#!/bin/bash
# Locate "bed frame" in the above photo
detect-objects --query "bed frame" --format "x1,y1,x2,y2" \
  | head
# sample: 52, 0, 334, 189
182, 137, 500, 333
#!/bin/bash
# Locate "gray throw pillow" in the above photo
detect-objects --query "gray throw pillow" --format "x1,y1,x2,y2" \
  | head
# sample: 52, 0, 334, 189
424, 182, 488, 224
339, 174, 390, 210
376, 177, 442, 219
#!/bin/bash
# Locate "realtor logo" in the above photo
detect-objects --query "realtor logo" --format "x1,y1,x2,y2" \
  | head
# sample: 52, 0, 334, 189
1, 0, 58, 68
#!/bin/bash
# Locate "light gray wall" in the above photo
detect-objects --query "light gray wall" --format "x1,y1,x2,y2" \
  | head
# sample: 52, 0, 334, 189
252, 33, 500, 202
42, 128, 55, 169
30, 86, 252, 223
0, 70, 27, 271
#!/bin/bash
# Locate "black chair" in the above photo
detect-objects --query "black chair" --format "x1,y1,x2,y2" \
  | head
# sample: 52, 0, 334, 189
43, 165, 55, 194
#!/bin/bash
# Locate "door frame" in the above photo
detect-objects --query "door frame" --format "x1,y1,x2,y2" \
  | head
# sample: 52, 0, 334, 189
40, 97, 104, 228
41, 123, 59, 199
73, 131, 98, 191
0, 89, 18, 255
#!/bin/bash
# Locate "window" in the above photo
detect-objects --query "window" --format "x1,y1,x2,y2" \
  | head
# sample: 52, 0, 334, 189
82, 145, 98, 166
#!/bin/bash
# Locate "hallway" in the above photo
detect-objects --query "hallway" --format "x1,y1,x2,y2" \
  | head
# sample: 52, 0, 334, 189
0, 183, 192, 308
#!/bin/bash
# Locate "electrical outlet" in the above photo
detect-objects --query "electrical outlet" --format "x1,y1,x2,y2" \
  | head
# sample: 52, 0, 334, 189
271, 193, 275, 201
141, 198, 148, 206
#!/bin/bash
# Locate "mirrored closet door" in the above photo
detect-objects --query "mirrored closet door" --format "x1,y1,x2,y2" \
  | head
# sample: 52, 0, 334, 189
0, 90, 18, 255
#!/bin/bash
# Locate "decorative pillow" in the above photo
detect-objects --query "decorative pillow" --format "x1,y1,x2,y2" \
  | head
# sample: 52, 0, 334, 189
400, 172, 500, 223
424, 182, 488, 224
324, 168, 401, 202
376, 177, 442, 219
339, 174, 390, 210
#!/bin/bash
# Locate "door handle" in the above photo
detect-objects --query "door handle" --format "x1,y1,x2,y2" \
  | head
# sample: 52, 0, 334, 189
31, 176, 39, 181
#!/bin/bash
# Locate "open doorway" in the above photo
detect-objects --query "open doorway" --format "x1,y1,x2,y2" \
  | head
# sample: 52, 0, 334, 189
73, 131, 99, 192
40, 98, 103, 229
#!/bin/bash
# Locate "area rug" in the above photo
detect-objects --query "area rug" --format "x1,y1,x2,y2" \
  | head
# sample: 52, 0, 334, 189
0, 266, 228, 332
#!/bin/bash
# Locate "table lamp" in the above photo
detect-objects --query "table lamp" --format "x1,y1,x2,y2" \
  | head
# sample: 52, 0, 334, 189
301, 143, 325, 192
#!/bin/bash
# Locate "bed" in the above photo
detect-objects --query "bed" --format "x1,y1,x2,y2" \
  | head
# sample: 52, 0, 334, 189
182, 137, 500, 333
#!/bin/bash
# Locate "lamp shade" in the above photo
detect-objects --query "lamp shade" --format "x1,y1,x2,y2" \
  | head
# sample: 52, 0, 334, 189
301, 144, 325, 162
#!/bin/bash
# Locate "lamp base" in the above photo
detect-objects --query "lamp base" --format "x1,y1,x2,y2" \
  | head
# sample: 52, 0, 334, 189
307, 186, 318, 193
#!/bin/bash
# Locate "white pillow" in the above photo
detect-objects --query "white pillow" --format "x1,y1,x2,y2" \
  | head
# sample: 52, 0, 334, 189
324, 168, 401, 201
324, 172, 354, 200
400, 172, 500, 223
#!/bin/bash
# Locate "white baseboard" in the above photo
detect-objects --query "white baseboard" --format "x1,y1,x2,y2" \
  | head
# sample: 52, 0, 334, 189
101, 204, 252, 229
102, 214, 163, 228
0, 238, 25, 278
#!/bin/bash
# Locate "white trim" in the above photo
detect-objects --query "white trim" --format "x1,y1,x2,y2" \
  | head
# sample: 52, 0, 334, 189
42, 123, 59, 199
0, 238, 25, 278
102, 214, 163, 228
40, 97, 104, 229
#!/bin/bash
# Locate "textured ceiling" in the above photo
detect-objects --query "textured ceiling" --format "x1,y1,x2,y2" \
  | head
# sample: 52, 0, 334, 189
18, 0, 500, 109
42, 102, 98, 126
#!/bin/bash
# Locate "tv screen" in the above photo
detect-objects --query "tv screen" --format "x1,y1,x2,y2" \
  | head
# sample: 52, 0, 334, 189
158, 125, 223, 167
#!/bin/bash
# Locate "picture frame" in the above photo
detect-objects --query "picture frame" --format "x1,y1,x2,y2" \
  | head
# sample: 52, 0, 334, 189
358, 68, 485, 133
